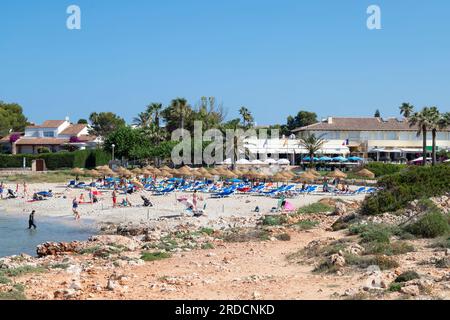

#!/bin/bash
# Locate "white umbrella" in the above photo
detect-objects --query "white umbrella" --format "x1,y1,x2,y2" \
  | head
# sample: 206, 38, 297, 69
221, 158, 232, 165
264, 158, 278, 165
236, 158, 251, 165
277, 159, 290, 165
412, 157, 432, 162
250, 159, 264, 165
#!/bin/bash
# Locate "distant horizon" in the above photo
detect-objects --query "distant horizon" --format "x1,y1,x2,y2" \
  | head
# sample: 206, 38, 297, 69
1, 1, 449, 124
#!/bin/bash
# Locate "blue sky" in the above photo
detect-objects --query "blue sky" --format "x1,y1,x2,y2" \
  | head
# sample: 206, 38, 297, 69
1, 0, 450, 125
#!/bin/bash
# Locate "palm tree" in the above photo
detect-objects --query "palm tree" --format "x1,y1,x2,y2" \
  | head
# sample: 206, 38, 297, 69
426, 107, 441, 166
170, 98, 190, 130
438, 112, 450, 162
239, 107, 254, 128
408, 107, 434, 166
147, 103, 163, 128
298, 133, 327, 165
133, 112, 151, 128
399, 103, 415, 119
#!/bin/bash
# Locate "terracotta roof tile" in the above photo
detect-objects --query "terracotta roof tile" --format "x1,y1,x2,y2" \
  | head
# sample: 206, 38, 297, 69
60, 124, 87, 135
26, 120, 66, 129
293, 117, 450, 132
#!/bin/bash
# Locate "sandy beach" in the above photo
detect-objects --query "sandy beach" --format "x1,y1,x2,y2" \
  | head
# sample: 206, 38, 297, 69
0, 182, 367, 229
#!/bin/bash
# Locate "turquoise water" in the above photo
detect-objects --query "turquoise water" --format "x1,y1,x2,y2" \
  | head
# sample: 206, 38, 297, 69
0, 212, 97, 257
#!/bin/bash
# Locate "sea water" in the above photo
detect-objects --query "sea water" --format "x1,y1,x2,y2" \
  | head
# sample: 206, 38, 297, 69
0, 212, 96, 257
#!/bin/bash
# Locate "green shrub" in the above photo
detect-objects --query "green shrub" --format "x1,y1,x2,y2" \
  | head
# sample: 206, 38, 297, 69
222, 228, 270, 242
141, 251, 171, 261
37, 147, 51, 154
365, 163, 406, 177
331, 214, 358, 231
262, 215, 288, 226
349, 223, 392, 243
364, 241, 415, 256
0, 266, 45, 277
361, 165, 450, 215
296, 220, 319, 230
297, 203, 333, 214
344, 254, 399, 270
201, 242, 215, 249
395, 271, 420, 283
276, 233, 291, 241
0, 289, 26, 300
430, 236, 450, 249
0, 275, 11, 284
388, 283, 404, 292
404, 211, 450, 238
0, 150, 110, 170
313, 260, 341, 274
435, 257, 450, 269
200, 228, 214, 236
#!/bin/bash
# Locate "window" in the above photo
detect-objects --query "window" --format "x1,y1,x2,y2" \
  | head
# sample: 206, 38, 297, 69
385, 131, 397, 140
43, 131, 54, 137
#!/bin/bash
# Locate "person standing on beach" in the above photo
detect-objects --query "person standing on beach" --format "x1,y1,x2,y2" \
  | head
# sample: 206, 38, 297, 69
0, 182, 3, 199
28, 210, 37, 229
23, 181, 28, 198
112, 190, 117, 208
72, 198, 80, 220
192, 190, 198, 211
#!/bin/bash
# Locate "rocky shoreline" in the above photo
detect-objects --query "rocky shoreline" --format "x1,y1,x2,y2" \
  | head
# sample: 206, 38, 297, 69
1, 196, 449, 300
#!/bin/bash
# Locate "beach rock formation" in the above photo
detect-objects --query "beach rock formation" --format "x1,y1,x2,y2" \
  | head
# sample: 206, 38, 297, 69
36, 241, 81, 257
89, 235, 141, 251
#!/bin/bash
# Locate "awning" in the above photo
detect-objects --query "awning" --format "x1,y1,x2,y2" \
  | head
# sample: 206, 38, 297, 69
369, 148, 402, 153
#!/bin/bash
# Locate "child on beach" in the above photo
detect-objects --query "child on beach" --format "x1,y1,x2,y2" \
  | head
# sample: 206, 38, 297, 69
72, 198, 80, 220
79, 193, 85, 203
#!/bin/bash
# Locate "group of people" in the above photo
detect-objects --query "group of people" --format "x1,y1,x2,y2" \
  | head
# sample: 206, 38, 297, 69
322, 178, 350, 193
0, 181, 27, 199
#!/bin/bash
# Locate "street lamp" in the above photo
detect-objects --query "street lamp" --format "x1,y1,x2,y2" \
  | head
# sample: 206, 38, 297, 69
111, 144, 115, 161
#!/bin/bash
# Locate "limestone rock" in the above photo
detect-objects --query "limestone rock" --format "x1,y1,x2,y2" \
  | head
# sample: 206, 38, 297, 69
329, 254, 346, 267
401, 285, 420, 296
333, 202, 347, 216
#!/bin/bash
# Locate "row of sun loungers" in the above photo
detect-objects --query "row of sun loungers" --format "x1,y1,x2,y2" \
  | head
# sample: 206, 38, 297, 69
68, 179, 377, 198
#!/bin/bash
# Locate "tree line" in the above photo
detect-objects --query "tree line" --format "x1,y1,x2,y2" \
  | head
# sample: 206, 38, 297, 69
399, 103, 450, 166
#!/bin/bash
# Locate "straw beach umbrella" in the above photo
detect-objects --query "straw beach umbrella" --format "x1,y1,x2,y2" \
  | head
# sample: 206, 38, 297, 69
87, 169, 101, 178
295, 171, 317, 183
71, 167, 84, 178
281, 171, 295, 180
131, 168, 142, 176
160, 170, 173, 178
232, 169, 244, 178
197, 167, 209, 175
307, 168, 321, 177
327, 169, 347, 179
209, 168, 220, 176
272, 172, 287, 182
355, 168, 375, 179
202, 172, 213, 180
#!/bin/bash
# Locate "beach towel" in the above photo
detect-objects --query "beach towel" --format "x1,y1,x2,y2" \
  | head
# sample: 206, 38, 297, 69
283, 201, 295, 212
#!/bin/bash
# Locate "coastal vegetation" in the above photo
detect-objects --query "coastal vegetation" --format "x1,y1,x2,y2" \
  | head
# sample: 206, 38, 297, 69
361, 164, 450, 215
0, 149, 110, 170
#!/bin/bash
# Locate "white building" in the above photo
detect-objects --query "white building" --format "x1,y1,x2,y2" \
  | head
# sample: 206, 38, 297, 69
1, 119, 101, 154
293, 117, 450, 162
